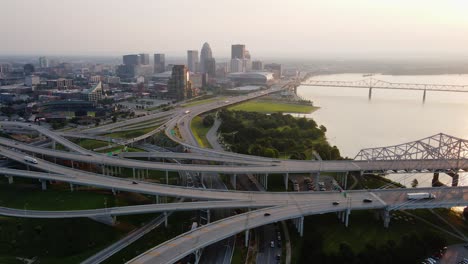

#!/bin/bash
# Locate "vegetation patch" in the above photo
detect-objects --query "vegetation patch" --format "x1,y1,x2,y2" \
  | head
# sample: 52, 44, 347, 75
190, 116, 212, 148
219, 110, 340, 159
228, 100, 318, 114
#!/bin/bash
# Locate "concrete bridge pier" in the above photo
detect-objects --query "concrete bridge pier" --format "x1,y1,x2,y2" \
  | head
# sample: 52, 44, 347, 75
112, 188, 116, 196
423, 89, 427, 103
51, 140, 56, 150
245, 229, 250, 247
368, 87, 373, 100
7, 175, 13, 184
230, 174, 237, 190
265, 174, 268, 190
383, 209, 391, 228
452, 174, 459, 186
314, 172, 320, 191
41, 180, 47, 191
164, 211, 168, 228
284, 173, 289, 191
194, 249, 202, 264
165, 170, 169, 184
345, 209, 351, 227
293, 217, 304, 237
69, 183, 74, 192
132, 168, 136, 179
432, 173, 440, 186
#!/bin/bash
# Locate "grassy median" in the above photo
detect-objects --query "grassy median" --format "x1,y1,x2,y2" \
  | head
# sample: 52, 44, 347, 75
190, 116, 212, 148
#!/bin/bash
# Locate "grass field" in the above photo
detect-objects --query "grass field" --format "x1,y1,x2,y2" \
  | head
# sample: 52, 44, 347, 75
182, 96, 225, 108
75, 139, 109, 150
228, 100, 318, 114
190, 116, 212, 148
104, 126, 158, 139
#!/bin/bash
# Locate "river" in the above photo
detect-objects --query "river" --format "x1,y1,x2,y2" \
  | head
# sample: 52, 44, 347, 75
296, 73, 468, 188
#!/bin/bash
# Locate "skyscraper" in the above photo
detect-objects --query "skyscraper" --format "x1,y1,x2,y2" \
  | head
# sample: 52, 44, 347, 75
167, 65, 192, 101
200, 42, 213, 73
230, 58, 243, 73
154, 54, 165, 73
187, 50, 199, 72
38, 56, 49, 68
252, 60, 263, 71
204, 58, 216, 77
231, 44, 245, 60
123, 54, 140, 66
139, 53, 150, 65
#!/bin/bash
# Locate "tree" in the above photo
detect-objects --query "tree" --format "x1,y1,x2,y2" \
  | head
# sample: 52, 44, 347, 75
202, 115, 214, 127
411, 178, 419, 188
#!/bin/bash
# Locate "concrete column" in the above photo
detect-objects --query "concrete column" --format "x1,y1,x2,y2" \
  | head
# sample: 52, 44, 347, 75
132, 168, 135, 179
345, 209, 351, 227
423, 89, 427, 103
164, 211, 168, 228
284, 173, 289, 191
383, 210, 390, 228
165, 170, 169, 184
112, 216, 117, 225
207, 209, 211, 224
315, 172, 320, 191
344, 172, 348, 190
7, 176, 13, 184
299, 216, 304, 237
51, 140, 56, 149
69, 183, 74, 192
41, 180, 47, 191
368, 87, 372, 100
245, 229, 249, 247
156, 195, 159, 204
452, 174, 459, 187
265, 174, 268, 190
432, 172, 439, 186
230, 174, 237, 190
112, 188, 116, 195
71, 161, 74, 169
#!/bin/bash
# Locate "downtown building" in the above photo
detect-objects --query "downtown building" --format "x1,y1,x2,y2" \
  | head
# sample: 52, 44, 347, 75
187, 50, 199, 72
167, 65, 193, 101
154, 53, 165, 73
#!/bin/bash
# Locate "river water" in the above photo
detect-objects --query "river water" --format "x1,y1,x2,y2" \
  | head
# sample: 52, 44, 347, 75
296, 73, 468, 188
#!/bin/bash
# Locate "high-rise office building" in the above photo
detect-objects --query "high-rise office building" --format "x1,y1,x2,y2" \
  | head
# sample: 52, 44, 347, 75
200, 42, 213, 73
230, 58, 243, 73
252, 60, 263, 71
139, 53, 150, 65
38, 56, 49, 68
187, 50, 199, 72
231, 44, 245, 60
123, 54, 140, 66
167, 65, 192, 101
204, 58, 216, 77
154, 54, 165, 73
244, 50, 251, 60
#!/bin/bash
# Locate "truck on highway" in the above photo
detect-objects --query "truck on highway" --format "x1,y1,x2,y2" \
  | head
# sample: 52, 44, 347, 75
184, 110, 191, 114
407, 192, 436, 200
23, 156, 38, 164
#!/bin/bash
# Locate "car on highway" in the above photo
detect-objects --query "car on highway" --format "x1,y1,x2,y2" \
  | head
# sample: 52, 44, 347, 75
332, 201, 340, 205
264, 213, 271, 216
270, 241, 274, 248
276, 254, 281, 260
132, 181, 138, 184
363, 198, 373, 203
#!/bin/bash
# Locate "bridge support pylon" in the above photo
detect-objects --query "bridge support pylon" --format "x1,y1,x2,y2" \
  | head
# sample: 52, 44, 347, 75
383, 209, 390, 228
452, 174, 459, 187
245, 229, 249, 247
69, 183, 74, 192
284, 173, 289, 191
423, 89, 427, 103
7, 176, 13, 184
432, 173, 440, 186
345, 209, 351, 227
41, 180, 47, 191
230, 174, 237, 190
368, 87, 373, 100
164, 211, 168, 228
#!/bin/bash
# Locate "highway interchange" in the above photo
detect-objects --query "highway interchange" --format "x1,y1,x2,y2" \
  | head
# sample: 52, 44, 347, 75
0, 81, 468, 263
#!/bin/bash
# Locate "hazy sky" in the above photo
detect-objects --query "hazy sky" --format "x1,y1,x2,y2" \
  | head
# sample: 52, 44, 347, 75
1, 0, 468, 58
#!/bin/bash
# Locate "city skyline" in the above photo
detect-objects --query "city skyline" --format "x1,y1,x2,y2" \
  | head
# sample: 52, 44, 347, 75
1, 0, 468, 59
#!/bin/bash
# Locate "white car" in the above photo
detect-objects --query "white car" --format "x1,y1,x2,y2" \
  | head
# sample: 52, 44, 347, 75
270, 241, 274, 248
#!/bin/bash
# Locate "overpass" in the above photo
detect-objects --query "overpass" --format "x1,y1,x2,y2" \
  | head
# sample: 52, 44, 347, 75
300, 77, 468, 102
